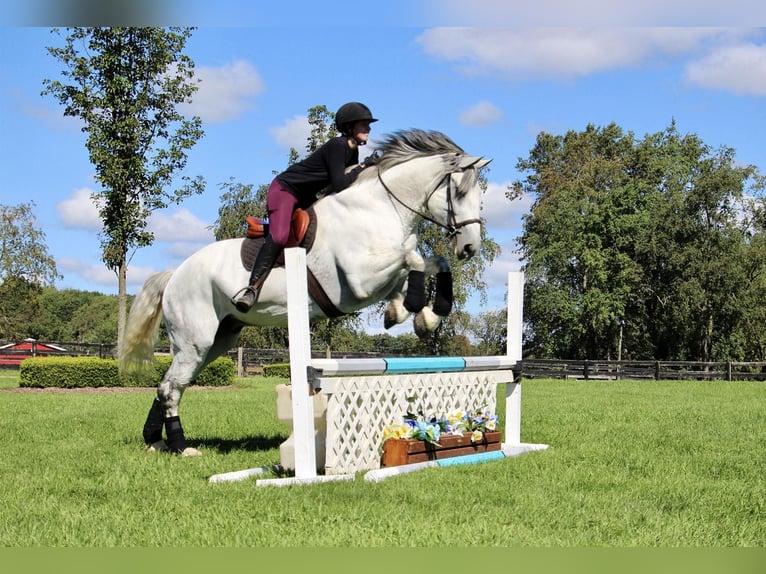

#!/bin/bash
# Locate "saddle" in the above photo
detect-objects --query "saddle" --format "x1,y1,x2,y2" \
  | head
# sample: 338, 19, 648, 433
239, 207, 344, 318
245, 208, 311, 246
241, 208, 315, 268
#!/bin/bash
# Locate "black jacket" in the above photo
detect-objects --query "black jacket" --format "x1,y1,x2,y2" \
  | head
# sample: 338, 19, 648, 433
277, 136, 362, 207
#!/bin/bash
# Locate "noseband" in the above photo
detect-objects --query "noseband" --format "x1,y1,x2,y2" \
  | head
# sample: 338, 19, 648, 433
377, 159, 482, 238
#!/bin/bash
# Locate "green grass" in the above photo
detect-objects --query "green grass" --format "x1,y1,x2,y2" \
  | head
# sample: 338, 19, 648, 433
0, 376, 764, 547
0, 371, 18, 389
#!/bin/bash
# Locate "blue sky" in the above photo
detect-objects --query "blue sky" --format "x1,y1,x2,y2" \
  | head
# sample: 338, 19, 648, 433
1, 2, 765, 333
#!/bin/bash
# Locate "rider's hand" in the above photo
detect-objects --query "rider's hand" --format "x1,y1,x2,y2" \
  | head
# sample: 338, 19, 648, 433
363, 151, 381, 168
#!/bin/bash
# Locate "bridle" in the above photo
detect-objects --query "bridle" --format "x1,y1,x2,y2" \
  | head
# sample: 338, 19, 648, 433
376, 158, 482, 238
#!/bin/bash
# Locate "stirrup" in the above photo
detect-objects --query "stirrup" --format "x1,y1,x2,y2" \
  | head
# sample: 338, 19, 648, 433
231, 286, 258, 312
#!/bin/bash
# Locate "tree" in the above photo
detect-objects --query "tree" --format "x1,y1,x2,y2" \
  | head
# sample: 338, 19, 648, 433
213, 179, 268, 241
30, 288, 124, 343
42, 27, 205, 348
516, 122, 764, 361
0, 202, 60, 339
469, 308, 507, 356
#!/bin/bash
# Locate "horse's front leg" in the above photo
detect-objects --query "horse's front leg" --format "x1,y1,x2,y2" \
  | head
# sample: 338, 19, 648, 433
384, 249, 426, 328
413, 256, 453, 338
384, 280, 409, 329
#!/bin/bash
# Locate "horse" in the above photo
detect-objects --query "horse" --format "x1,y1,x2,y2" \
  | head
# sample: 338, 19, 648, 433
119, 129, 491, 456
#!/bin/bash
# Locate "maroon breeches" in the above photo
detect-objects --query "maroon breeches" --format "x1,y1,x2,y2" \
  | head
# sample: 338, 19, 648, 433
266, 178, 299, 247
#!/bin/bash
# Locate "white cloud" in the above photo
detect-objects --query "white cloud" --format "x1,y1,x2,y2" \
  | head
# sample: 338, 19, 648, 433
473, 181, 531, 309
182, 60, 265, 123
459, 100, 503, 127
684, 42, 766, 95
57, 190, 214, 243
57, 187, 102, 230
416, 28, 749, 81
58, 257, 163, 290
58, 258, 114, 286
270, 114, 311, 151
424, 0, 766, 26
482, 181, 533, 233
165, 241, 209, 259
147, 208, 214, 242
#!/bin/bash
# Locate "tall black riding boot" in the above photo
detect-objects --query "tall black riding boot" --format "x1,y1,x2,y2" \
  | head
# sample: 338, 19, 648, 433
232, 235, 282, 312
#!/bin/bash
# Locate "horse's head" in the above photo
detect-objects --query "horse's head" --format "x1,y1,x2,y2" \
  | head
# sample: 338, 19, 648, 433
371, 129, 491, 259
427, 154, 492, 259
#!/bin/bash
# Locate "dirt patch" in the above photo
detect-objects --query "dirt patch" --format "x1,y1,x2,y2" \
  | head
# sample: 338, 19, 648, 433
1, 385, 236, 395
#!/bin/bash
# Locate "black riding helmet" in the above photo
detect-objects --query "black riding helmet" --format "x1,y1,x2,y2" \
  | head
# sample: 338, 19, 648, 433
335, 102, 378, 136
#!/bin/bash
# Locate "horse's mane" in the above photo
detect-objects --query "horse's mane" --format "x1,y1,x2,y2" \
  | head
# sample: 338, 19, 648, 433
374, 129, 465, 171
359, 129, 477, 196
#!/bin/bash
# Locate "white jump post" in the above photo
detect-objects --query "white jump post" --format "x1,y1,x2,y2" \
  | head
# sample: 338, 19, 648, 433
253, 248, 355, 487
505, 270, 523, 446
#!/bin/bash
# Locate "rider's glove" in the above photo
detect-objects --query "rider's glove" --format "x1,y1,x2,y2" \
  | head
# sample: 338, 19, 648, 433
363, 151, 381, 168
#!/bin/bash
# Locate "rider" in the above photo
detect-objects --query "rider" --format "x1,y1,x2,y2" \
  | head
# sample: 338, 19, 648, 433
232, 101, 380, 312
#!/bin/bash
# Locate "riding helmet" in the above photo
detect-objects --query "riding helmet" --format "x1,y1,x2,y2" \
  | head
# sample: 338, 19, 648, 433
335, 102, 378, 133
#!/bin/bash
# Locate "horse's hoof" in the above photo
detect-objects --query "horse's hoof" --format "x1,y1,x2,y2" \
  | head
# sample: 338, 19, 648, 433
384, 306, 398, 329
413, 313, 429, 339
414, 307, 442, 338
181, 447, 203, 457
384, 301, 408, 328
146, 440, 169, 453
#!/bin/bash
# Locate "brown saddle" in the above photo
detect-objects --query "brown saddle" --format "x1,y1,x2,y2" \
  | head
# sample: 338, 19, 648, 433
245, 208, 311, 247
239, 207, 344, 318
240, 208, 316, 270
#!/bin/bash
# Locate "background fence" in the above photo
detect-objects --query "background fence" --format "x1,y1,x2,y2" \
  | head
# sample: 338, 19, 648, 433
3, 340, 766, 381
521, 359, 766, 381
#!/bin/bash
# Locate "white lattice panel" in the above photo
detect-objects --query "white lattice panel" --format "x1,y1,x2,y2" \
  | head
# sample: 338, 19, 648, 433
316, 370, 514, 475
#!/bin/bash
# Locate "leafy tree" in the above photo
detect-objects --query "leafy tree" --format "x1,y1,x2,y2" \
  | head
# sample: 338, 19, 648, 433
214, 179, 268, 241
516, 122, 764, 361
306, 105, 335, 151
360, 332, 422, 356
469, 308, 507, 356
42, 27, 205, 348
0, 202, 60, 339
29, 288, 125, 343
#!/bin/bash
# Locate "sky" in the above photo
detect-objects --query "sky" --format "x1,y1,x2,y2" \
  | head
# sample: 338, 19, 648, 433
1, 1, 765, 334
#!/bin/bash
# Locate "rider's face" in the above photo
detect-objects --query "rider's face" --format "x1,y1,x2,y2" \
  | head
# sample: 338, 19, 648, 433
351, 120, 371, 144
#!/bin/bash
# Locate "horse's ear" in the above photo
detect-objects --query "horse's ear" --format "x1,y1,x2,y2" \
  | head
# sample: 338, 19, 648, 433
457, 155, 492, 171
475, 157, 492, 169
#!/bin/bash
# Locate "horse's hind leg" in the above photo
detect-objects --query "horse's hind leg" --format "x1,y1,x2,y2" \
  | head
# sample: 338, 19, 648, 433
143, 352, 202, 455
143, 396, 166, 451
144, 317, 243, 456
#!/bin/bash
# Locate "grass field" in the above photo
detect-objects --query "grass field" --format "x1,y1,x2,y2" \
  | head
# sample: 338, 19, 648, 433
0, 371, 764, 547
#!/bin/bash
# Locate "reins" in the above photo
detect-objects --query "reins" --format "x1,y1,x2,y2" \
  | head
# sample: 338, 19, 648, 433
376, 158, 482, 238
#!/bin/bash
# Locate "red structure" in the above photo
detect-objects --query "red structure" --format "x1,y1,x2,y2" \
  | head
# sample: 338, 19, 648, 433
0, 339, 68, 367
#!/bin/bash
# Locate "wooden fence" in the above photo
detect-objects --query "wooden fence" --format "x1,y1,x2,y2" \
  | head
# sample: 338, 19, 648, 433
521, 359, 766, 381
4, 340, 766, 381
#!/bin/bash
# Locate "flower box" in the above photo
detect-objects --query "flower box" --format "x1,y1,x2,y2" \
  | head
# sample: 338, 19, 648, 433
381, 431, 502, 467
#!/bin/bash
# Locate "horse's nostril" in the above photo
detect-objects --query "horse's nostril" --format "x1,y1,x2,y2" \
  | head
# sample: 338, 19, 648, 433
460, 244, 476, 259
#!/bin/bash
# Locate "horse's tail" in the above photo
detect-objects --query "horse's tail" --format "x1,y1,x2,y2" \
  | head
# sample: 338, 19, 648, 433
119, 270, 174, 376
